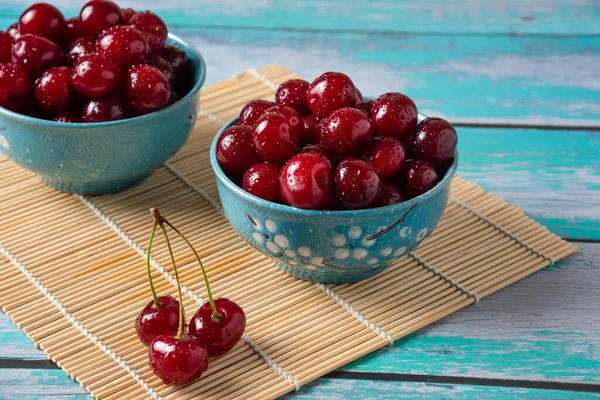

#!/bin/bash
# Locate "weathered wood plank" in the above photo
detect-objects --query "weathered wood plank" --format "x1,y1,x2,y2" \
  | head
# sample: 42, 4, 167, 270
0, 369, 89, 399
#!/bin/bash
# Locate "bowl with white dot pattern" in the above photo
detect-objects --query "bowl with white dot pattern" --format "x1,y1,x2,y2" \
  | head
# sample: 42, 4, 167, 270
210, 117, 458, 283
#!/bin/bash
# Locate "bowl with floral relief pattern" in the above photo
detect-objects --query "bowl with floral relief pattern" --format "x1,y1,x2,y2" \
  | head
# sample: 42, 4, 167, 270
210, 117, 457, 284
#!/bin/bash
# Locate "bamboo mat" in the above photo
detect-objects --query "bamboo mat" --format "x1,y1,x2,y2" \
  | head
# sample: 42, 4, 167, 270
0, 65, 577, 400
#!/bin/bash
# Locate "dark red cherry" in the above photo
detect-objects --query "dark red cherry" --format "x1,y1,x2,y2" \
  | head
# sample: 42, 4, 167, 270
275, 79, 310, 115
360, 137, 406, 180
252, 112, 300, 164
67, 37, 95, 66
11, 34, 64, 77
242, 162, 282, 202
307, 71, 356, 118
280, 153, 332, 209
72, 54, 121, 98
189, 298, 247, 355
301, 114, 319, 145
125, 64, 170, 115
130, 11, 167, 55
335, 158, 381, 210
299, 144, 335, 169
396, 160, 439, 199
82, 94, 127, 122
0, 32, 13, 62
264, 104, 304, 137
149, 332, 208, 385
376, 182, 404, 207
356, 100, 374, 118
135, 296, 182, 347
0, 63, 33, 112
7, 23, 19, 40
371, 92, 418, 140
317, 107, 373, 157
64, 17, 85, 44
148, 55, 174, 86
54, 110, 81, 123
79, 0, 124, 37
34, 66, 76, 112
96, 26, 149, 66
239, 99, 273, 126
160, 44, 191, 92
356, 88, 363, 104
18, 3, 66, 43
216, 123, 261, 176
412, 117, 457, 167
121, 8, 138, 24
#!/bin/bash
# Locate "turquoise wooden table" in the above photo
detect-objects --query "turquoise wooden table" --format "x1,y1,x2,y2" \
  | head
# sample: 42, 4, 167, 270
1, 1, 599, 399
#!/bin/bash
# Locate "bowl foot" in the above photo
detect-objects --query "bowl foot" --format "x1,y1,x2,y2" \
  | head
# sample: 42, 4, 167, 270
273, 260, 389, 284
39, 173, 152, 194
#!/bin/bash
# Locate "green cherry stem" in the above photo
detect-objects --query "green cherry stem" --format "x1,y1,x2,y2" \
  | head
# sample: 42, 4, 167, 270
161, 217, 223, 323
146, 222, 159, 307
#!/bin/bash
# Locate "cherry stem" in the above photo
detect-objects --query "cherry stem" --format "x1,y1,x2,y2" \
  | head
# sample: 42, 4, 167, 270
161, 218, 222, 323
146, 222, 159, 308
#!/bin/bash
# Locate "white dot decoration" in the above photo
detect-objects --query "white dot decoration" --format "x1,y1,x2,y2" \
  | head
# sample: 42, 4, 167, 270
332, 235, 346, 247
265, 219, 277, 232
285, 249, 296, 257
394, 246, 407, 257
417, 227, 428, 242
348, 227, 362, 239
288, 260, 298, 265
362, 236, 376, 247
305, 264, 317, 270
335, 249, 350, 259
311, 257, 324, 266
367, 258, 379, 265
252, 232, 263, 244
399, 226, 412, 238
354, 248, 368, 260
298, 246, 311, 257
266, 242, 279, 253
381, 247, 393, 256
274, 235, 289, 248
0, 134, 9, 150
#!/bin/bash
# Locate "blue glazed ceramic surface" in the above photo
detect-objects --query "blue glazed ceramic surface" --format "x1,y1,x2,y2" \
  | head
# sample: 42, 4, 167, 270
0, 33, 206, 194
210, 117, 458, 284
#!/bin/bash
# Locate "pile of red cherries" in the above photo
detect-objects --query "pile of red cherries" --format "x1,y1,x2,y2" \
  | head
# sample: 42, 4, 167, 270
216, 72, 457, 210
0, 1, 192, 123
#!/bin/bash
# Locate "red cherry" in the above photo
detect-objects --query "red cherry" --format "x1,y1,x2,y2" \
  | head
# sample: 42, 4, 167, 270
7, 23, 19, 40
0, 63, 33, 112
121, 8, 138, 24
18, 3, 66, 43
241, 162, 282, 202
301, 114, 319, 145
356, 100, 374, 118
72, 53, 121, 98
125, 64, 170, 115
148, 55, 174, 87
216, 123, 261, 176
371, 92, 418, 140
54, 110, 81, 123
34, 66, 76, 113
356, 88, 363, 104
360, 137, 406, 180
66, 37, 95, 66
412, 117, 457, 167
252, 112, 300, 164
307, 71, 357, 118
299, 144, 335, 169
239, 99, 273, 126
160, 44, 191, 92
149, 332, 208, 385
135, 295, 182, 347
376, 182, 405, 207
335, 158, 381, 209
275, 79, 310, 115
317, 107, 373, 157
189, 298, 247, 355
130, 11, 167, 55
79, 0, 124, 37
396, 160, 439, 199
64, 17, 85, 44
96, 26, 149, 66
11, 34, 64, 77
0, 32, 13, 62
82, 94, 127, 122
264, 104, 304, 137
280, 153, 332, 209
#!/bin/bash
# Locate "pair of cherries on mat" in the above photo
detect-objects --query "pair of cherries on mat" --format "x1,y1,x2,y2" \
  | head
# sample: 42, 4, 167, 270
135, 208, 246, 385
216, 71, 457, 210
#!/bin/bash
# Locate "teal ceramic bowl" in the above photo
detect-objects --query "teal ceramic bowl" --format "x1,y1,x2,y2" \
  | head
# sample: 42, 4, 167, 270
210, 116, 458, 284
0, 33, 206, 194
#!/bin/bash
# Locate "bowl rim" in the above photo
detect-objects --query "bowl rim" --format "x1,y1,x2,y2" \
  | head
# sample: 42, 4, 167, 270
210, 116, 458, 217
0, 32, 206, 128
